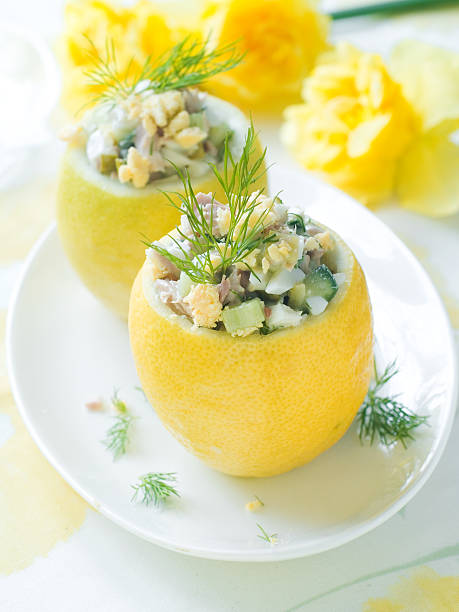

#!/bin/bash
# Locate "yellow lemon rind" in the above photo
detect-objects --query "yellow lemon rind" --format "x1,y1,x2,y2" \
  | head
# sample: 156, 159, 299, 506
129, 225, 373, 477
57, 95, 266, 318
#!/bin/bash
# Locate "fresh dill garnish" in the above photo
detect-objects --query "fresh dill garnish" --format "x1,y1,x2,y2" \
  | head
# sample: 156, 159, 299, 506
357, 361, 428, 448
111, 389, 128, 414
103, 413, 134, 459
131, 472, 180, 506
134, 385, 147, 400
254, 495, 264, 506
102, 390, 134, 459
145, 123, 274, 283
287, 212, 306, 235
256, 523, 277, 544
83, 35, 244, 107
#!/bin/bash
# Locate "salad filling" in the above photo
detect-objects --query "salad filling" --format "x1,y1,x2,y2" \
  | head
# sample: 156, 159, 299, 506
61, 89, 232, 188
144, 192, 346, 336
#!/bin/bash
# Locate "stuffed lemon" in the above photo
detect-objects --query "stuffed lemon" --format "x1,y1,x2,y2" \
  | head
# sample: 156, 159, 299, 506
57, 38, 266, 318
129, 130, 373, 477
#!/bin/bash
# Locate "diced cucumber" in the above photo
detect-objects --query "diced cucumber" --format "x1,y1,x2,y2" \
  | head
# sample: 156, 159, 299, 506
208, 124, 231, 148
189, 112, 206, 130
266, 303, 302, 330
288, 283, 306, 310
303, 264, 338, 301
99, 154, 117, 174
265, 267, 305, 295
209, 125, 233, 159
222, 298, 265, 335
178, 272, 193, 298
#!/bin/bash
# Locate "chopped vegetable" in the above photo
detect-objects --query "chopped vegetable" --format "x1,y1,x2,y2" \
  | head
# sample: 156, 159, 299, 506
99, 153, 117, 174
222, 298, 265, 335
303, 264, 338, 301
288, 283, 307, 311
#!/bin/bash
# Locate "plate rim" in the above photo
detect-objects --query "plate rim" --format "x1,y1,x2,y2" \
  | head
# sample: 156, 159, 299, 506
6, 170, 458, 562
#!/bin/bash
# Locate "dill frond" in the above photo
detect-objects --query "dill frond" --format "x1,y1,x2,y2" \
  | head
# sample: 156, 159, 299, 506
83, 35, 244, 107
145, 122, 273, 284
256, 523, 277, 544
103, 413, 134, 459
111, 389, 128, 414
357, 361, 428, 448
102, 390, 134, 459
131, 472, 180, 506
254, 495, 264, 506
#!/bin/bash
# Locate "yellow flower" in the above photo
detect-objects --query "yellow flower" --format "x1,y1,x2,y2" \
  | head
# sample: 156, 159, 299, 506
281, 43, 417, 205
58, 0, 174, 115
201, 0, 329, 109
390, 40, 459, 217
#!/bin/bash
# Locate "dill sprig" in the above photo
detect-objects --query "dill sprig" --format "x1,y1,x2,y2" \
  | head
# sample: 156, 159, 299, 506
111, 389, 128, 414
145, 123, 274, 284
131, 472, 180, 506
83, 35, 244, 107
357, 361, 428, 448
102, 390, 135, 459
254, 495, 264, 507
256, 523, 277, 545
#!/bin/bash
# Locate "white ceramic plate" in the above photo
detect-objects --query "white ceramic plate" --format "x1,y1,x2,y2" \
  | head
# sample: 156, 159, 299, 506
6, 167, 457, 562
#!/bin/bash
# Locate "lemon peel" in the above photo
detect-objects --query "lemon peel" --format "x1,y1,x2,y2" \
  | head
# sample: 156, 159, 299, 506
129, 224, 373, 477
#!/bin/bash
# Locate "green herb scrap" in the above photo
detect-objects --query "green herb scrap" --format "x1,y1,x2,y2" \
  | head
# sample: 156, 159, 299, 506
83, 35, 244, 108
111, 389, 128, 414
146, 122, 273, 284
357, 361, 428, 448
287, 212, 306, 235
131, 472, 180, 506
254, 495, 264, 507
256, 523, 277, 545
102, 390, 135, 459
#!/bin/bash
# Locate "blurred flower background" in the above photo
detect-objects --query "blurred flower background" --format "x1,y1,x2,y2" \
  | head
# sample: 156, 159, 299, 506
49, 0, 459, 217
2, 0, 459, 219
281, 42, 417, 205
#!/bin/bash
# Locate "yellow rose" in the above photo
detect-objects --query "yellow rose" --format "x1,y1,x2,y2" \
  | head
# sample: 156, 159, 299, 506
281, 43, 417, 205
201, 0, 329, 109
59, 0, 175, 115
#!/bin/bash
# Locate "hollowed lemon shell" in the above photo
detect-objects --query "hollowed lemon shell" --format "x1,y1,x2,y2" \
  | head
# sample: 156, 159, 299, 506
57, 98, 266, 318
128, 226, 373, 477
